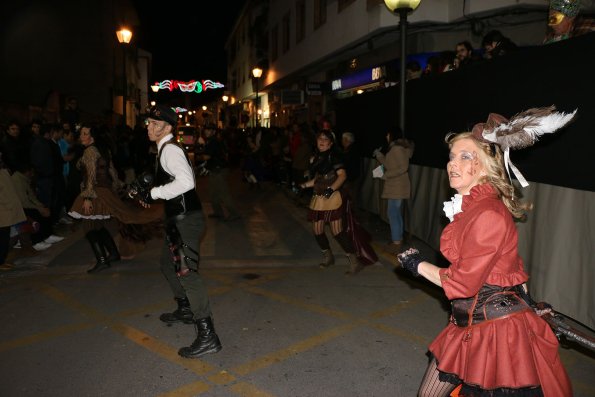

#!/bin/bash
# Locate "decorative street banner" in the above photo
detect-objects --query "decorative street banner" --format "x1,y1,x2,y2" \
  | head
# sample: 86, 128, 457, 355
153, 79, 224, 93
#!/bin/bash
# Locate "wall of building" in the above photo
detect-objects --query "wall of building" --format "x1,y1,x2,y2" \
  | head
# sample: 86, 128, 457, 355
0, 0, 141, 124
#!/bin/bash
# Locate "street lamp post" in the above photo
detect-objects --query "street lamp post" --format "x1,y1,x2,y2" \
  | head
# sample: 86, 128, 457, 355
221, 95, 229, 128
116, 28, 132, 127
383, 0, 421, 137
252, 67, 263, 127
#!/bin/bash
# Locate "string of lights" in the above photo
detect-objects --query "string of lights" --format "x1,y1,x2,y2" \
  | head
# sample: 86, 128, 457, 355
152, 79, 224, 93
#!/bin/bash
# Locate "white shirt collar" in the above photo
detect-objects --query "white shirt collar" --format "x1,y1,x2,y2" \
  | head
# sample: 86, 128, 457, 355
157, 134, 174, 152
443, 193, 463, 222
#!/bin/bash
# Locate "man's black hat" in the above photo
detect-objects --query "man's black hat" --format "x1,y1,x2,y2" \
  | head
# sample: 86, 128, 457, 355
147, 105, 178, 126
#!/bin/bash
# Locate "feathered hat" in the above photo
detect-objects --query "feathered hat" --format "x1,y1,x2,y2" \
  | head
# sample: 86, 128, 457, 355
550, 0, 581, 18
471, 105, 577, 187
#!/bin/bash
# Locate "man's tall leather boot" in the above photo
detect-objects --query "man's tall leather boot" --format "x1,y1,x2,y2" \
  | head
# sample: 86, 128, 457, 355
98, 227, 120, 262
178, 317, 222, 358
160, 297, 194, 324
86, 230, 110, 274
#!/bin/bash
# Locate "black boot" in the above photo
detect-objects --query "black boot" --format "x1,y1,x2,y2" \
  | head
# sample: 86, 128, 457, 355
345, 253, 364, 276
178, 317, 222, 358
159, 297, 194, 324
97, 227, 120, 262
86, 230, 110, 274
319, 249, 335, 268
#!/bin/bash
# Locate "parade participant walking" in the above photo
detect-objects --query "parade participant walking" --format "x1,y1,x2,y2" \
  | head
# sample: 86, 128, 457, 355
300, 129, 373, 275
68, 124, 160, 273
397, 106, 575, 396
141, 105, 222, 359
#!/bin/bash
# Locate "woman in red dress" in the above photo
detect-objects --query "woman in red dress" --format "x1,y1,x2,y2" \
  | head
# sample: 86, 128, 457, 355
397, 107, 576, 396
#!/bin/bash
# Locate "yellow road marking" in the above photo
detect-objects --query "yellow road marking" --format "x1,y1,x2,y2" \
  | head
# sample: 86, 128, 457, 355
207, 370, 237, 385
229, 382, 278, 397
156, 380, 211, 397
111, 323, 216, 375
371, 323, 430, 346
0, 322, 96, 353
38, 283, 217, 375
368, 291, 430, 319
244, 286, 352, 320
231, 322, 358, 376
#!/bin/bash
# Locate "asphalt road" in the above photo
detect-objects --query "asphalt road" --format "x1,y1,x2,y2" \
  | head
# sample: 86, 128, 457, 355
2, 170, 594, 397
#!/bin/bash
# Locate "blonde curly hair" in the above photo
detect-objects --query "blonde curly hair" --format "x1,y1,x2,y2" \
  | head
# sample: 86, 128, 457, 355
445, 132, 532, 220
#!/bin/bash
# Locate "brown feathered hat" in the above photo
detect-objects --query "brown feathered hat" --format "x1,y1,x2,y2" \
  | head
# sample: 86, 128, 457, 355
472, 105, 577, 187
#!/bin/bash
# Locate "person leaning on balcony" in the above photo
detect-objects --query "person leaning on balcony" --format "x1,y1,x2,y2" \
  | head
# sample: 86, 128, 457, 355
481, 30, 518, 59
453, 40, 480, 69
544, 0, 595, 44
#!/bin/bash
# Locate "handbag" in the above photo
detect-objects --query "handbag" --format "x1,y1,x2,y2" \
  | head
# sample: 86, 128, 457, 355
309, 191, 342, 211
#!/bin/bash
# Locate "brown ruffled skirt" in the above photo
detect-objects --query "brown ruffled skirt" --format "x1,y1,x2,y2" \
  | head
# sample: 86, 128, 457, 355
69, 187, 162, 224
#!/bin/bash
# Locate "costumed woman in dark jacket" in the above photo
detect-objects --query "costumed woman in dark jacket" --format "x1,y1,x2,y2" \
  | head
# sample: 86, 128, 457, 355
397, 106, 575, 397
300, 129, 376, 275
68, 124, 162, 273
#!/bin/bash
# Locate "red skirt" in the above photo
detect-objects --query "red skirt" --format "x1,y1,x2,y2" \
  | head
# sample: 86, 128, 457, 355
429, 310, 572, 396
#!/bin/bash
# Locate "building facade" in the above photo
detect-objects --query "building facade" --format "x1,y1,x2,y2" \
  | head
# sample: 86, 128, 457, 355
225, 0, 555, 128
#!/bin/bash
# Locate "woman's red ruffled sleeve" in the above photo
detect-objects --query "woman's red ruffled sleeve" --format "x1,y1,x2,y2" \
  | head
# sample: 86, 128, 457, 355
441, 209, 507, 299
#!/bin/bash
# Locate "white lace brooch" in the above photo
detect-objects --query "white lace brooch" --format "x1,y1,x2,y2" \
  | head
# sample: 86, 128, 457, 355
443, 194, 463, 222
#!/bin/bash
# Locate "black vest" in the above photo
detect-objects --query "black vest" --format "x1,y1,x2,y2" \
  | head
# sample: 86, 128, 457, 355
155, 140, 202, 217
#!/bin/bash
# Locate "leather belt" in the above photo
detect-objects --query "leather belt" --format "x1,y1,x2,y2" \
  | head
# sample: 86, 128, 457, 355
451, 284, 531, 327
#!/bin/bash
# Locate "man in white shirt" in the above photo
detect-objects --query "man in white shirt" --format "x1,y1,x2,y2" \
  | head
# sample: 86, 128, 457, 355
142, 105, 222, 358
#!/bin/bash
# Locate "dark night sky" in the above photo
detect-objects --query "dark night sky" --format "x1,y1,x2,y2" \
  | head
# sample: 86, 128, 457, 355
132, 0, 247, 85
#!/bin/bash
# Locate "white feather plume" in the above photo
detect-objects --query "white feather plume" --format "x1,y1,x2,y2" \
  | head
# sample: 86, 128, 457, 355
490, 107, 578, 151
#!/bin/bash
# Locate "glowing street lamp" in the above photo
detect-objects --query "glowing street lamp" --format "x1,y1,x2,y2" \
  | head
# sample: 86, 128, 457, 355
252, 67, 263, 127
116, 28, 133, 127
383, 0, 421, 137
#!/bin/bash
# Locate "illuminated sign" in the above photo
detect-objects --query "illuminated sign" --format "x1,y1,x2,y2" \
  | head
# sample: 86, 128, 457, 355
331, 66, 386, 91
153, 80, 224, 93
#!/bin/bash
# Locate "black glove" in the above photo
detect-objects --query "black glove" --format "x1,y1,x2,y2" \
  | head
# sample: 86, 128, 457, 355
396, 248, 424, 277
323, 187, 334, 199
127, 173, 154, 203
138, 189, 153, 204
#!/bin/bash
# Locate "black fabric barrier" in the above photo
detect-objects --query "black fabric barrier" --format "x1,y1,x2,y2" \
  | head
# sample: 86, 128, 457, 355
335, 32, 595, 192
